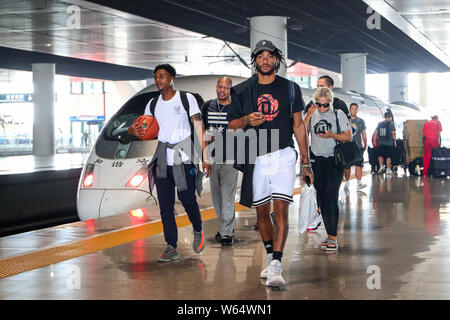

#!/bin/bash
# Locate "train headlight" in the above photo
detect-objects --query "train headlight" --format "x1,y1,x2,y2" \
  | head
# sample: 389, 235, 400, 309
125, 167, 148, 188
83, 173, 94, 187
82, 163, 95, 188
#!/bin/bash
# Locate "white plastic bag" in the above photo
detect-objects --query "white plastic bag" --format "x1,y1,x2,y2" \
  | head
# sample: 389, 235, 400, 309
298, 184, 318, 233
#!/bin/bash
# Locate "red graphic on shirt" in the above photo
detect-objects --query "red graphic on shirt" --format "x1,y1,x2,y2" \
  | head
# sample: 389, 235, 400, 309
257, 94, 279, 121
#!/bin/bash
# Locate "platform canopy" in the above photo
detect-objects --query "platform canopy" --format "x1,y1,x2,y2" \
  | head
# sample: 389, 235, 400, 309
0, 0, 448, 80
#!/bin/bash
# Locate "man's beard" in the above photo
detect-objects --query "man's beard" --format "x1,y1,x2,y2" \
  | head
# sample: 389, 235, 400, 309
256, 63, 276, 75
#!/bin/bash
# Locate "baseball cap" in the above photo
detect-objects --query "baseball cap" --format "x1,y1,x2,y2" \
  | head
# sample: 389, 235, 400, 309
252, 39, 277, 56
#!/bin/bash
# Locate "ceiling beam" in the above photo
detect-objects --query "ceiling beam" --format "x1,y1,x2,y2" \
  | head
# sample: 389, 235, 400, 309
362, 0, 450, 68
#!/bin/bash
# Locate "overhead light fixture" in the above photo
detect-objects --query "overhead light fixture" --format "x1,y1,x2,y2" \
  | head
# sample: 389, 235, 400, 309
289, 25, 303, 31
398, 9, 450, 15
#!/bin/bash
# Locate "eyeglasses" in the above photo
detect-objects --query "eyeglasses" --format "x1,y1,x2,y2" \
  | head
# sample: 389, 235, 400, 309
315, 102, 330, 108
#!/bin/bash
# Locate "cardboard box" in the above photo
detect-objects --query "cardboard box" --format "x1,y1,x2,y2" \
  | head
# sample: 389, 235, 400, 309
404, 120, 427, 148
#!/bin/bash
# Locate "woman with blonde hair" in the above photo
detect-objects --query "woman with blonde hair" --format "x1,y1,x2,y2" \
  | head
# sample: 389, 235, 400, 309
304, 87, 352, 250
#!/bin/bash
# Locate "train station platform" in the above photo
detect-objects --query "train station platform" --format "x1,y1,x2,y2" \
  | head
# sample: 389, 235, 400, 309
0, 152, 89, 175
0, 172, 449, 301
0, 153, 89, 236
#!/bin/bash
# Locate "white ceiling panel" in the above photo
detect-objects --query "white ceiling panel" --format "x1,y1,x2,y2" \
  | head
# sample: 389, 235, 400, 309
0, 0, 251, 76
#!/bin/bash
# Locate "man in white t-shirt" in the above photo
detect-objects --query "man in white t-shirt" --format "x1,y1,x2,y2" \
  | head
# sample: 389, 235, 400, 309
129, 64, 211, 262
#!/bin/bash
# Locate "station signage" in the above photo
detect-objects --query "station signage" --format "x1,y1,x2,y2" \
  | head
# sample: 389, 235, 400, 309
0, 93, 33, 103
70, 115, 105, 121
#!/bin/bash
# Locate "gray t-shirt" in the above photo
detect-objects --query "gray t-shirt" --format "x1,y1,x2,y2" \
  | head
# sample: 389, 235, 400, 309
350, 117, 366, 148
309, 108, 351, 158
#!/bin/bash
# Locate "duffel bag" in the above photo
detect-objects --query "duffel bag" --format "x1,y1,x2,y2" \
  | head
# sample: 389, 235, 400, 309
430, 147, 450, 177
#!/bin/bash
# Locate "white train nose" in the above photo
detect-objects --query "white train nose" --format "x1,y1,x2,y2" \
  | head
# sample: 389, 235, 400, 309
98, 189, 154, 218
77, 189, 105, 220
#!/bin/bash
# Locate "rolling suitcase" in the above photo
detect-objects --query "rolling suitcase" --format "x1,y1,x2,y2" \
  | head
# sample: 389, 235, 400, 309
392, 139, 404, 166
429, 147, 450, 177
368, 146, 379, 173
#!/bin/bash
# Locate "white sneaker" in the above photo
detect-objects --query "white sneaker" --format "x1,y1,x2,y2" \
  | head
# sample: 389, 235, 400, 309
343, 181, 349, 191
357, 182, 367, 189
265, 259, 285, 289
260, 253, 273, 279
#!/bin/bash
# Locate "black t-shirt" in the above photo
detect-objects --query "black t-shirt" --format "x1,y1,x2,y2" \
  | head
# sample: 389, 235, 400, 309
202, 99, 235, 163
228, 76, 305, 156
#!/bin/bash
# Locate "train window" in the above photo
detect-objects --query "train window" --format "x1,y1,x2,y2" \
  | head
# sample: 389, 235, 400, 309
103, 92, 159, 144
106, 114, 141, 144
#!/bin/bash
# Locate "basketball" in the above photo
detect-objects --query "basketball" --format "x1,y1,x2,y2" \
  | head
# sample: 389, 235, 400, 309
134, 115, 159, 140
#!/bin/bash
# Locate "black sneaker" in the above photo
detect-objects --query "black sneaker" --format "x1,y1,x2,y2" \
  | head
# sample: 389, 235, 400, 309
220, 235, 233, 246
215, 232, 222, 243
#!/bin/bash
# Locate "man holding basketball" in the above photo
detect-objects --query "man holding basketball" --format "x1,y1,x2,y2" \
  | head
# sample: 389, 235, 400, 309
128, 64, 211, 262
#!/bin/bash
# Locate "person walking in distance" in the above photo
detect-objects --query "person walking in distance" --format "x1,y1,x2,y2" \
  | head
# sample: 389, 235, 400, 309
228, 40, 313, 289
202, 77, 239, 246
422, 115, 442, 177
343, 103, 367, 190
128, 64, 211, 262
374, 112, 396, 176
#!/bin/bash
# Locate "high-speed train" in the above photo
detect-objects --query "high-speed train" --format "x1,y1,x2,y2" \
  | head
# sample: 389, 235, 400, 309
77, 75, 426, 221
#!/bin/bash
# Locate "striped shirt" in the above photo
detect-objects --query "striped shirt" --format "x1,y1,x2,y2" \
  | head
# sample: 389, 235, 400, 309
203, 99, 234, 162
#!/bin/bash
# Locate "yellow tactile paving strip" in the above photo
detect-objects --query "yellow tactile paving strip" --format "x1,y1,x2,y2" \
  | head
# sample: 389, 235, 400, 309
0, 202, 250, 279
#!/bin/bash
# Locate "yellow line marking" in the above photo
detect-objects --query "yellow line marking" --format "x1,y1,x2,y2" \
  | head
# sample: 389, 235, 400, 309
0, 185, 309, 279
0, 201, 255, 279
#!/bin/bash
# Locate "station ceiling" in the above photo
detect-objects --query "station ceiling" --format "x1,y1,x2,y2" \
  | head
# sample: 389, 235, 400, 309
0, 0, 448, 80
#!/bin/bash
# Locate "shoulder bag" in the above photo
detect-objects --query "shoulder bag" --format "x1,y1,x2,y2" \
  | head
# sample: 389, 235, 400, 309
333, 111, 363, 168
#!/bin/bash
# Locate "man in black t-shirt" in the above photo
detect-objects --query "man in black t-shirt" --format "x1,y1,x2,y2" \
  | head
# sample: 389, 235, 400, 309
202, 76, 238, 246
304, 75, 350, 118
374, 112, 397, 175
227, 39, 313, 290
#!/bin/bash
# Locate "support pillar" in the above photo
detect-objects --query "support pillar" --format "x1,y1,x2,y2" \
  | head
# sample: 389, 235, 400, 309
250, 16, 288, 77
419, 73, 429, 108
340, 53, 367, 93
32, 63, 55, 156
388, 72, 408, 102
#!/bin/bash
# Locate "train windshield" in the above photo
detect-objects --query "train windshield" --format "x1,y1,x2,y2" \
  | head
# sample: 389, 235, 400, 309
103, 92, 157, 144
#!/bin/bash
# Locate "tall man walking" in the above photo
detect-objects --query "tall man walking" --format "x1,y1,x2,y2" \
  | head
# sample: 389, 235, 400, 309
343, 103, 367, 190
202, 76, 239, 245
128, 64, 211, 262
374, 112, 396, 176
228, 40, 313, 289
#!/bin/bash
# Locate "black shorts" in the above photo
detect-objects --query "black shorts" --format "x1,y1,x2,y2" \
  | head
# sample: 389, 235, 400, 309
355, 148, 365, 167
346, 148, 364, 167
378, 145, 394, 159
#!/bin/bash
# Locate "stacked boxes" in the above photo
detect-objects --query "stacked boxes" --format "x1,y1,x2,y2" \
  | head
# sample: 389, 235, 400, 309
403, 120, 427, 164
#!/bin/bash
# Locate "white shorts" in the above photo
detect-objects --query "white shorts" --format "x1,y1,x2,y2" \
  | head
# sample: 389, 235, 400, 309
252, 147, 297, 207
